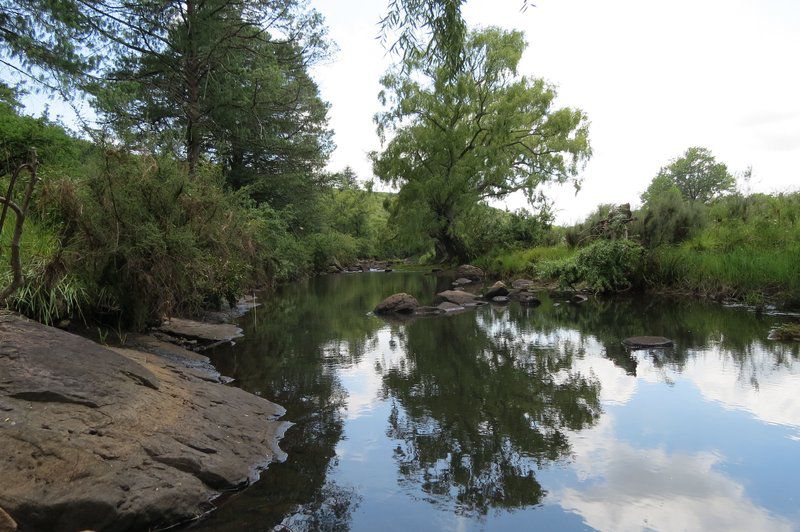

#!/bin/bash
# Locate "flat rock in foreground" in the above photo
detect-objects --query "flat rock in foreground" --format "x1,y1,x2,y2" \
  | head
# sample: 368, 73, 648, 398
0, 314, 287, 532
159, 317, 243, 343
623, 336, 674, 349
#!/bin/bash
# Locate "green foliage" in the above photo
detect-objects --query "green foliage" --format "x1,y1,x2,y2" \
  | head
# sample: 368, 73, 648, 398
637, 188, 706, 247
642, 146, 735, 204
373, 27, 591, 261
540, 239, 645, 293
474, 245, 574, 278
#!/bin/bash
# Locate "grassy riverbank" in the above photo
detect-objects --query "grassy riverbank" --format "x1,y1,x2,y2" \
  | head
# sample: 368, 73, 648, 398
474, 192, 800, 307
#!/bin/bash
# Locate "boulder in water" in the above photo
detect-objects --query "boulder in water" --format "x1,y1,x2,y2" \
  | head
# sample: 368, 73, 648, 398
484, 281, 509, 298
452, 277, 474, 287
455, 264, 484, 280
374, 293, 419, 314
435, 290, 479, 306
511, 279, 536, 290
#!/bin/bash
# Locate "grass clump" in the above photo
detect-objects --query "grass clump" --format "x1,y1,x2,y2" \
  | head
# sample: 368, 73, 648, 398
539, 239, 645, 293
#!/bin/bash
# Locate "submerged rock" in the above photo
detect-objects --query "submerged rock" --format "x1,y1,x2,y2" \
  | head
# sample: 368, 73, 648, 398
374, 293, 419, 314
570, 294, 589, 304
437, 302, 465, 312
0, 314, 287, 532
414, 306, 446, 317
452, 277, 474, 287
515, 293, 542, 307
491, 296, 509, 304
623, 336, 674, 349
484, 281, 509, 298
455, 264, 484, 280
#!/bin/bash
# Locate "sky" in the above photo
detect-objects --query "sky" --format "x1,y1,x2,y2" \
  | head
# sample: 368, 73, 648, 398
19, 0, 800, 224
311, 0, 800, 223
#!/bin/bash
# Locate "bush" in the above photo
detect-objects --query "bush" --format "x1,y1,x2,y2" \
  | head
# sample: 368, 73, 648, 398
637, 188, 706, 247
540, 239, 645, 293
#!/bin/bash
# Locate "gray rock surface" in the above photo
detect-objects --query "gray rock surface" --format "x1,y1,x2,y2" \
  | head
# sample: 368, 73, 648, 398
0, 314, 287, 532
484, 281, 509, 298
455, 264, 485, 280
159, 317, 243, 343
435, 290, 480, 306
374, 293, 419, 314
452, 277, 474, 287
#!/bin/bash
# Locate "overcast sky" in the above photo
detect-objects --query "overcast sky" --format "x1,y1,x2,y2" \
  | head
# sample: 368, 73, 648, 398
312, 0, 800, 223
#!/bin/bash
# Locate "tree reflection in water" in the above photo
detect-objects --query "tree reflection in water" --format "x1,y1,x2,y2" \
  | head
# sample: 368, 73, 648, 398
380, 310, 602, 515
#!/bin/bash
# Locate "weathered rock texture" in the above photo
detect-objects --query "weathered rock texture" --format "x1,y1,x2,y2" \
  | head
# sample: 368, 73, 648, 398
435, 290, 484, 306
484, 281, 509, 299
159, 317, 243, 344
0, 314, 287, 532
374, 293, 419, 314
455, 264, 484, 280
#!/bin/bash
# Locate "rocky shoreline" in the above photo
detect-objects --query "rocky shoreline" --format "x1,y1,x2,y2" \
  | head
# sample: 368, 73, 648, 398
0, 311, 288, 532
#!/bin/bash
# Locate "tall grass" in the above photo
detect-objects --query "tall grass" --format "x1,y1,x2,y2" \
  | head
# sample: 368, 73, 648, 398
648, 246, 800, 302
474, 245, 575, 277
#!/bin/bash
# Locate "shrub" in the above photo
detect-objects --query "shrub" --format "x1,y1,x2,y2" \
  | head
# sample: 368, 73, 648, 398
540, 239, 645, 293
637, 188, 706, 247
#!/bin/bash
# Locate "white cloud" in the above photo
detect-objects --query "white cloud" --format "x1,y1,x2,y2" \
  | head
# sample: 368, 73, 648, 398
312, 0, 800, 223
559, 414, 794, 532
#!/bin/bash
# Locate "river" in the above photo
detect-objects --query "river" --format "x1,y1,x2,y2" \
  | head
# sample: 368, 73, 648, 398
197, 272, 800, 531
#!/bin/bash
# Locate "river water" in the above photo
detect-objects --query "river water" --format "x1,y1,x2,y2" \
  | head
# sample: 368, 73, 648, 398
199, 272, 800, 531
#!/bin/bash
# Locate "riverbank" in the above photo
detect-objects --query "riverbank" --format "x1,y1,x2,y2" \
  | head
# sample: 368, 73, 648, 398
0, 311, 288, 531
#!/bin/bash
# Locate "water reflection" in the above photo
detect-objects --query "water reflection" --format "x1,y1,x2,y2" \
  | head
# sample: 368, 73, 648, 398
198, 273, 800, 531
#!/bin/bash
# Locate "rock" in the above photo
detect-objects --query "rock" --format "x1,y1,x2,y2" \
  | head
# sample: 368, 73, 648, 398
491, 296, 509, 304
384, 269, 393, 273
484, 281, 509, 298
452, 277, 474, 287
159, 318, 243, 345
516, 293, 541, 307
511, 279, 536, 290
455, 264, 484, 280
570, 294, 589, 304
431, 267, 443, 273
435, 290, 480, 306
768, 323, 800, 341
437, 302, 465, 312
0, 314, 287, 532
374, 293, 419, 314
623, 336, 674, 349
414, 306, 446, 317
0, 507, 16, 531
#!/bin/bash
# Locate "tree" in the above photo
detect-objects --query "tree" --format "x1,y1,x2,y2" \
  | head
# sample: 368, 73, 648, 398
372, 28, 591, 261
642, 147, 735, 204
1, 0, 329, 179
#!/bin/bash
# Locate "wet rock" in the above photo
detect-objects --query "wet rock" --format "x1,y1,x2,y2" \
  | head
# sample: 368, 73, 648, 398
455, 264, 484, 280
484, 281, 509, 299
516, 293, 542, 307
159, 318, 243, 344
435, 290, 480, 306
623, 336, 674, 349
452, 277, 474, 287
511, 279, 536, 290
374, 293, 419, 314
570, 294, 589, 304
491, 296, 509, 304
0, 314, 287, 532
437, 302, 465, 312
414, 306, 446, 317
768, 323, 800, 341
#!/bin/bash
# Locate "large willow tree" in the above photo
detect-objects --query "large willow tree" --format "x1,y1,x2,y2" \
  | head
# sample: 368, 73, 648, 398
372, 28, 591, 261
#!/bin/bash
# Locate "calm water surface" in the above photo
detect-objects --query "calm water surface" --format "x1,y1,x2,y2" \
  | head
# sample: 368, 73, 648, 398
199, 272, 800, 531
